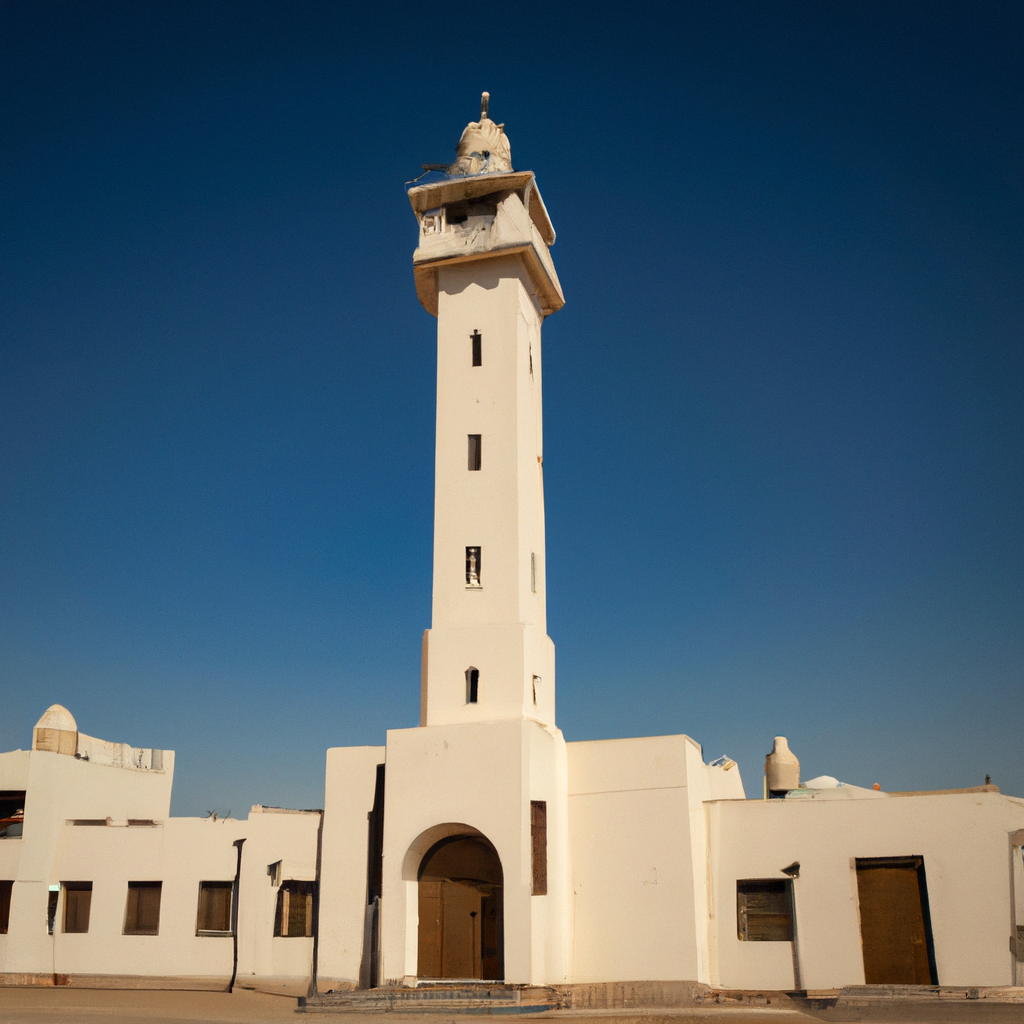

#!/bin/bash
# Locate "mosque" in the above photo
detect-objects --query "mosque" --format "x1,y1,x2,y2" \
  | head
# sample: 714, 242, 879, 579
1, 98, 1022, 1006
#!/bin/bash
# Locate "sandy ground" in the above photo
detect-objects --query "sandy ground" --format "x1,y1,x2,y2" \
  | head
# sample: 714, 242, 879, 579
0, 989, 1021, 1024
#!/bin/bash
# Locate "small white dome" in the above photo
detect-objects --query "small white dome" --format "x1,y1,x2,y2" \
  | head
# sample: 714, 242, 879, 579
34, 704, 77, 733
804, 774, 840, 789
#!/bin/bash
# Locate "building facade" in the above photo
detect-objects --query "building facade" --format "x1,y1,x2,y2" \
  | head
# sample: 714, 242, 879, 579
2, 99, 1023, 997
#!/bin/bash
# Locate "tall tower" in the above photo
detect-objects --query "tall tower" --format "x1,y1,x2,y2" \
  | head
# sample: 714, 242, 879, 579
411, 95, 565, 729
376, 97, 570, 988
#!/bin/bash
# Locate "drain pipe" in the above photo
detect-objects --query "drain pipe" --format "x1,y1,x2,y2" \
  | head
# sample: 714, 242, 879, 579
228, 838, 246, 993
307, 809, 325, 999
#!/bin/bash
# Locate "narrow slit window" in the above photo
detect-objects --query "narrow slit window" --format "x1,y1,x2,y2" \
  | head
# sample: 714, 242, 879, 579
63, 882, 92, 934
124, 881, 162, 935
466, 546, 481, 587
196, 880, 233, 936
0, 880, 11, 934
531, 801, 548, 895
530, 552, 536, 593
471, 330, 482, 366
532, 675, 540, 706
468, 435, 482, 471
466, 667, 479, 704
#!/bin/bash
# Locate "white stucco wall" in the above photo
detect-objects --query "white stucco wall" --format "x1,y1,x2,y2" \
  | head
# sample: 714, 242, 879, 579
708, 791, 1024, 991
0, 745, 319, 988
566, 734, 744, 984
379, 719, 569, 986
317, 745, 385, 990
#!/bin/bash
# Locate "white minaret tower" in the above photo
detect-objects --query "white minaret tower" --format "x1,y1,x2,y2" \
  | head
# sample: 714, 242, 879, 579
377, 96, 569, 988
412, 94, 564, 729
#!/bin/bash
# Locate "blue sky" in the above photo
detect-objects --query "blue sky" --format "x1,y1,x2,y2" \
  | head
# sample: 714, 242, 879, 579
1, 1, 1021, 815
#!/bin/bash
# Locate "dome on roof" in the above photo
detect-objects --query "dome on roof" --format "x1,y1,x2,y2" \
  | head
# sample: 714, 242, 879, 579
34, 704, 77, 733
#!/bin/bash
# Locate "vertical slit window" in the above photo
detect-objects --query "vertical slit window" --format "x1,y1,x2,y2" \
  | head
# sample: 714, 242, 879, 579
532, 675, 540, 706
0, 880, 11, 934
531, 801, 547, 895
466, 547, 481, 587
466, 667, 479, 704
468, 435, 482, 471
63, 882, 92, 934
471, 330, 482, 366
530, 553, 536, 593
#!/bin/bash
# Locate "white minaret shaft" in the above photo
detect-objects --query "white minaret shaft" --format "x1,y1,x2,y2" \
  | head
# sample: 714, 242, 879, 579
408, 107, 564, 728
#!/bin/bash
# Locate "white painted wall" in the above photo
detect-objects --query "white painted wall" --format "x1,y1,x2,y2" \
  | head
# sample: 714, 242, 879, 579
378, 719, 569, 986
0, 743, 319, 989
566, 734, 744, 984
317, 745, 385, 990
708, 791, 1024, 990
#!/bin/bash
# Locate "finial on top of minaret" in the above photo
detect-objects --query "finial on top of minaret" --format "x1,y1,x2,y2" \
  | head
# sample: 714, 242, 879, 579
448, 91, 512, 177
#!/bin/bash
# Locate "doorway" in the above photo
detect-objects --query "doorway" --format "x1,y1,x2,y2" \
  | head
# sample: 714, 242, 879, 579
856, 856, 938, 984
418, 834, 503, 980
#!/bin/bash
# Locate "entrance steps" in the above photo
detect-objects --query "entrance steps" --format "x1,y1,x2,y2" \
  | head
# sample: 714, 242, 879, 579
300, 983, 566, 1014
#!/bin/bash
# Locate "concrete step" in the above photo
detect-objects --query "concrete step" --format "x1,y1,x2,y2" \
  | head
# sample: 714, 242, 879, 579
301, 984, 566, 1014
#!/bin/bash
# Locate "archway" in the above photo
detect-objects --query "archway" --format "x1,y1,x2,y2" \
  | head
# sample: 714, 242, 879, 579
417, 833, 503, 980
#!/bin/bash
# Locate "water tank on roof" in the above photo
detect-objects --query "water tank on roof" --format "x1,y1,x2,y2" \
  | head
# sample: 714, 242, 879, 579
33, 704, 79, 756
765, 736, 800, 796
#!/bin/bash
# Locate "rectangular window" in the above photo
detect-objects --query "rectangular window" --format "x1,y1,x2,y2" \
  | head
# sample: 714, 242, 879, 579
196, 880, 233, 936
737, 879, 793, 941
468, 434, 482, 471
531, 801, 547, 896
471, 330, 482, 366
466, 546, 481, 587
0, 790, 26, 839
0, 880, 12, 933
532, 675, 540, 706
62, 882, 92, 934
123, 881, 162, 935
530, 552, 536, 593
274, 880, 315, 937
466, 667, 479, 704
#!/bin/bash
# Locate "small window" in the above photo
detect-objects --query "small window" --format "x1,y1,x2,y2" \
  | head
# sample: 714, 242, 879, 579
274, 880, 315, 938
124, 881, 162, 935
532, 675, 540, 706
531, 801, 547, 896
63, 882, 92, 934
471, 330, 482, 366
47, 888, 58, 934
0, 880, 12, 933
737, 879, 793, 941
466, 546, 481, 587
530, 553, 536, 593
0, 791, 26, 839
468, 434, 482, 471
466, 667, 479, 704
196, 880, 233, 935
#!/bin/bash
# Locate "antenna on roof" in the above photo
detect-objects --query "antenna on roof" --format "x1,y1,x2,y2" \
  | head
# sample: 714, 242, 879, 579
481, 91, 490, 120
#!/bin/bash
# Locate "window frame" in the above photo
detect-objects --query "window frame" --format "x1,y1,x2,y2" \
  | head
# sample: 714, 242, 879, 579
736, 878, 794, 941
62, 881, 93, 934
123, 880, 163, 936
274, 880, 315, 938
196, 880, 234, 937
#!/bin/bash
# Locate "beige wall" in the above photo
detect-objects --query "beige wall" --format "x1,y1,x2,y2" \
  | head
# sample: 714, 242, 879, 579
567, 734, 744, 984
0, 747, 319, 988
317, 745, 385, 990
708, 791, 1024, 990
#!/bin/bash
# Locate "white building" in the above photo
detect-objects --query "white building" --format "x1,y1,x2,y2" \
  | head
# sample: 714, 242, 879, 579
2, 98, 1023, 1002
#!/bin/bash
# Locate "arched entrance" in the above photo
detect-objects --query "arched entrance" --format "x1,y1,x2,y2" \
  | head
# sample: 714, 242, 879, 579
417, 834, 503, 980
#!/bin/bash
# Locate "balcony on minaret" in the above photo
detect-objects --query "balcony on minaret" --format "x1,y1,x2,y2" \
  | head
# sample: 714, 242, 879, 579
409, 177, 563, 318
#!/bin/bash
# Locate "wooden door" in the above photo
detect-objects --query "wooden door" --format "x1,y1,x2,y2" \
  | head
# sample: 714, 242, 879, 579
856, 856, 937, 984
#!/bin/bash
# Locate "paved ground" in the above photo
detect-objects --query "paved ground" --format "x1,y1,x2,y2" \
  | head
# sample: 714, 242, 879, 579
0, 990, 1021, 1024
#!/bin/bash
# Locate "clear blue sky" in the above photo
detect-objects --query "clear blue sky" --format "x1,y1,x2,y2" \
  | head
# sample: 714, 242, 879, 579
2, 2, 1021, 816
